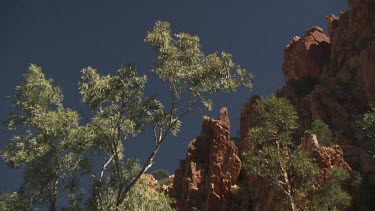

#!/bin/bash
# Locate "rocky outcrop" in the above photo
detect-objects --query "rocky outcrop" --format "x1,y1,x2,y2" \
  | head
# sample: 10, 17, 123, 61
239, 95, 260, 152
172, 0, 375, 209
327, 0, 375, 105
282, 26, 330, 81
172, 108, 241, 211
300, 133, 353, 181
281, 0, 375, 175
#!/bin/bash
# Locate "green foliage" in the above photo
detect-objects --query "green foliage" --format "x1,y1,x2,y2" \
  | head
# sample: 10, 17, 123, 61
87, 159, 142, 210
242, 95, 351, 210
358, 107, 375, 157
120, 178, 175, 211
309, 167, 351, 211
360, 107, 375, 140
80, 20, 253, 208
0, 192, 31, 211
242, 95, 319, 210
330, 167, 350, 182
247, 95, 298, 146
158, 176, 174, 188
1, 65, 90, 209
2, 21, 253, 210
87, 160, 174, 211
309, 119, 333, 146
151, 169, 170, 180
79, 65, 151, 136
145, 21, 253, 102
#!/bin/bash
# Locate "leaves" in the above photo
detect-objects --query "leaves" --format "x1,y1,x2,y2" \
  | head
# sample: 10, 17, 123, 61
358, 107, 375, 157
242, 95, 316, 210
1, 64, 90, 209
242, 95, 351, 210
146, 20, 253, 103
309, 167, 352, 210
309, 120, 333, 146
0, 192, 31, 211
2, 20, 254, 210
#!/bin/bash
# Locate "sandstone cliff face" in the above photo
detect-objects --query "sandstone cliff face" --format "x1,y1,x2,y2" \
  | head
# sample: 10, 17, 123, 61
238, 4, 375, 201
282, 26, 330, 81
173, 0, 375, 209
328, 0, 375, 105
172, 108, 241, 211
239, 95, 260, 152
281, 0, 375, 175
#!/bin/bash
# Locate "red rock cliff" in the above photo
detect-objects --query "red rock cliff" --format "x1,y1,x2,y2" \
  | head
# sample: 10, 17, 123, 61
237, 0, 375, 209
173, 0, 375, 209
172, 108, 241, 211
281, 0, 375, 174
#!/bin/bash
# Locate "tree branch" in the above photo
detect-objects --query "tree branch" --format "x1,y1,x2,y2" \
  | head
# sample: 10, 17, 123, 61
116, 96, 204, 207
100, 155, 114, 182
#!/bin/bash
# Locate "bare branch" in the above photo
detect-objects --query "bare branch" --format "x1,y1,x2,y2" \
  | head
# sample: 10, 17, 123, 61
100, 155, 114, 182
116, 96, 204, 207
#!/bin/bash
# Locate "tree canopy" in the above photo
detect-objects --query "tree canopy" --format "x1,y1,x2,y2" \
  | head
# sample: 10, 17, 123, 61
242, 95, 351, 211
1, 21, 253, 210
358, 107, 375, 158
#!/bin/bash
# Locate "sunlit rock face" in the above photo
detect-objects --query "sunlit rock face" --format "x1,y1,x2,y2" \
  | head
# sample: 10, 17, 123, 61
237, 0, 375, 208
282, 26, 331, 82
280, 0, 375, 176
173, 0, 375, 209
172, 108, 241, 211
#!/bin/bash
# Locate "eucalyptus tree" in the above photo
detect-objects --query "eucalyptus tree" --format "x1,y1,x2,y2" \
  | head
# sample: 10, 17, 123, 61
1, 20, 253, 210
1, 65, 92, 210
242, 95, 319, 211
358, 107, 375, 158
242, 95, 351, 211
79, 20, 253, 209
309, 167, 351, 210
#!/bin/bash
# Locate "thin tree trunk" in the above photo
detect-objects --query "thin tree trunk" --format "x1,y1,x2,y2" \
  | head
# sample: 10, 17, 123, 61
287, 189, 297, 211
49, 197, 56, 211
115, 96, 203, 208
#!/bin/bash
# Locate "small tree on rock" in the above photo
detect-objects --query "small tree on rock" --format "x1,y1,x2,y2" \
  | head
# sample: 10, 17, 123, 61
242, 95, 319, 211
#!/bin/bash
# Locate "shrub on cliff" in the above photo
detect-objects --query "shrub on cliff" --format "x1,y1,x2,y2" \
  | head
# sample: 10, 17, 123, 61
242, 95, 351, 211
242, 95, 318, 211
358, 107, 375, 157
309, 167, 351, 210
309, 119, 333, 146
151, 169, 170, 180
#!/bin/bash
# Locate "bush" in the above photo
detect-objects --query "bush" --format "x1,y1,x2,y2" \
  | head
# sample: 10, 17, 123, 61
152, 169, 170, 180
358, 107, 375, 157
309, 120, 333, 146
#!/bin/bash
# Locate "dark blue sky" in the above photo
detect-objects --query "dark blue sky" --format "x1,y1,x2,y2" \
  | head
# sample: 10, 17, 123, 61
0, 0, 347, 192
